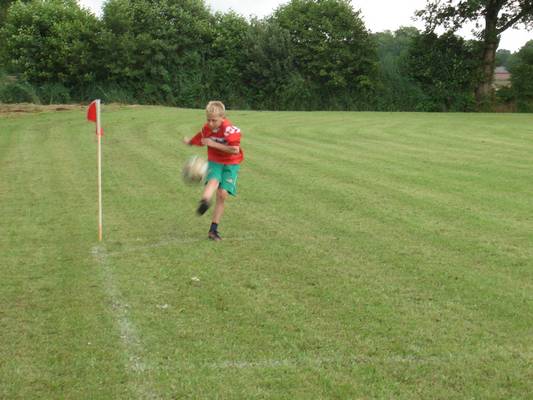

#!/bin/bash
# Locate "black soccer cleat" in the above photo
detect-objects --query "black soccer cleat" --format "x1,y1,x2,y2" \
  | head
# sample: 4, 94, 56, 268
196, 199, 210, 215
208, 230, 222, 241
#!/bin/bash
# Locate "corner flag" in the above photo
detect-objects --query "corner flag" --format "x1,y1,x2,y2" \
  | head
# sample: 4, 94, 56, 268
87, 99, 104, 241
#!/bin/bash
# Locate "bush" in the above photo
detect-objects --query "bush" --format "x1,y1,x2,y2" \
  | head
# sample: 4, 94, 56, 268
81, 84, 137, 104
516, 99, 533, 113
37, 83, 71, 104
495, 86, 515, 104
0, 81, 40, 103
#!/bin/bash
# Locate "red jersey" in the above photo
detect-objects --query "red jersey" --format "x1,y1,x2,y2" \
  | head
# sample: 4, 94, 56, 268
189, 119, 243, 164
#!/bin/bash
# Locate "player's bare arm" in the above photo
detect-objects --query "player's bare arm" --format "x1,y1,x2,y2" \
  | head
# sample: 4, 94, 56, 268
201, 138, 239, 154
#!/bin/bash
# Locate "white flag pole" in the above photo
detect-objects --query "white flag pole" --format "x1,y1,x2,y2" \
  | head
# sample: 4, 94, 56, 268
96, 99, 103, 242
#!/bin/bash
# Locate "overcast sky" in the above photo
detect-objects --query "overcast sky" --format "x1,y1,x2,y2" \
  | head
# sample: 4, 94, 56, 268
78, 0, 531, 52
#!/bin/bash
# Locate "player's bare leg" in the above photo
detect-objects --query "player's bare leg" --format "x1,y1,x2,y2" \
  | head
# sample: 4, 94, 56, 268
208, 188, 227, 241
212, 188, 228, 224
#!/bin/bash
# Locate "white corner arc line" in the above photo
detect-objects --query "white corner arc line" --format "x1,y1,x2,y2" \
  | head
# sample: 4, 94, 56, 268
91, 245, 159, 399
105, 236, 258, 256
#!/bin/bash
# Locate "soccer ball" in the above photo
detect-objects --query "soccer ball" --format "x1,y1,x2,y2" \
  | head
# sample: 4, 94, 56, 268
182, 155, 207, 183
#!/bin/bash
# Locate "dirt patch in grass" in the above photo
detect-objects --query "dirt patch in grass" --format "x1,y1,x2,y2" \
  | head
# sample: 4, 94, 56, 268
0, 103, 139, 116
0, 103, 84, 115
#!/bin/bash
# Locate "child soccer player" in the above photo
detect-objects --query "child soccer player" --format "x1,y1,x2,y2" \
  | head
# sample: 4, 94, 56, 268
183, 101, 244, 241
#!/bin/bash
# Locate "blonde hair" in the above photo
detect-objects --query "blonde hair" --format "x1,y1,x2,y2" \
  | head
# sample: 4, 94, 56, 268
206, 101, 226, 117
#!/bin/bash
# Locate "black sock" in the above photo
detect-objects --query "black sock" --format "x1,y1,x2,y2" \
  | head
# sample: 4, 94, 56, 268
210, 222, 218, 232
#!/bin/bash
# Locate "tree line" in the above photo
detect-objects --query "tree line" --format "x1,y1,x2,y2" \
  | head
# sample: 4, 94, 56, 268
0, 0, 532, 112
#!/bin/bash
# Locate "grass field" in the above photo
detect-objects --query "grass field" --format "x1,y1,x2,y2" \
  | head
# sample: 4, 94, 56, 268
1, 105, 532, 399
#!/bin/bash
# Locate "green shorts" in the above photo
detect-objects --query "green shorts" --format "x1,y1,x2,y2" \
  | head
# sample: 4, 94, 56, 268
206, 161, 241, 196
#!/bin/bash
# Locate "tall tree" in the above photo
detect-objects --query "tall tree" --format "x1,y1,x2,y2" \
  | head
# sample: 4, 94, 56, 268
1, 0, 35, 66
404, 31, 481, 111
0, 0, 100, 89
101, 0, 214, 105
416, 0, 533, 108
373, 27, 426, 111
273, 0, 377, 109
204, 12, 250, 107
509, 39, 533, 111
240, 19, 299, 110
0, 0, 15, 26
495, 48, 512, 67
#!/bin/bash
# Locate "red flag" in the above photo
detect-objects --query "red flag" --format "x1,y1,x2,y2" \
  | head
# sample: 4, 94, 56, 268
87, 100, 103, 136
87, 100, 97, 122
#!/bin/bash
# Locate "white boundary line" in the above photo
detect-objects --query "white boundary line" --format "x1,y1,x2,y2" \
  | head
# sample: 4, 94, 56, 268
91, 245, 159, 399
102, 233, 340, 257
